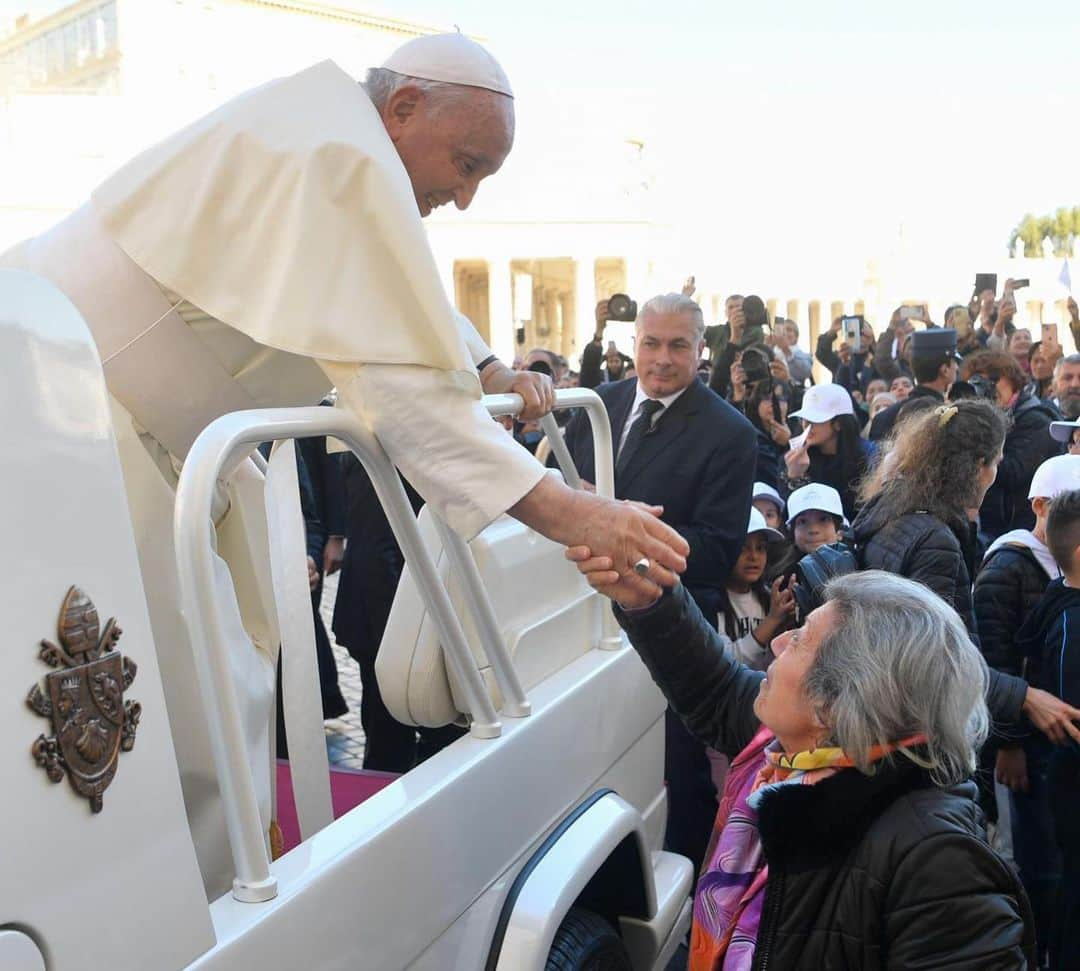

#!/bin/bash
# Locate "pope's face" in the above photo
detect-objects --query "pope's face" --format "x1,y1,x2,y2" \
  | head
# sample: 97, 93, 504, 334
382, 85, 515, 216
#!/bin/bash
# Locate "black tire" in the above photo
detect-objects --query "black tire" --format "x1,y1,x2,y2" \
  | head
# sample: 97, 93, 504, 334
544, 906, 633, 971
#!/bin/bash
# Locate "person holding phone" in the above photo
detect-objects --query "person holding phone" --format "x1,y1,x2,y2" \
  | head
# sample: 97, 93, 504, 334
872, 307, 922, 383
815, 316, 880, 396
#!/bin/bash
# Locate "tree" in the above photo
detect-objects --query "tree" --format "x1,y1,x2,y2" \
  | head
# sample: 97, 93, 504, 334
1009, 206, 1080, 256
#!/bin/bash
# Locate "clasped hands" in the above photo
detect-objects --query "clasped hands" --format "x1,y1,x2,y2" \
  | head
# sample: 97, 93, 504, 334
565, 499, 688, 609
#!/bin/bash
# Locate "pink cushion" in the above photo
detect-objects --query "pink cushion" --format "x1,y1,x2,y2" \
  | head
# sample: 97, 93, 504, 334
275, 760, 399, 854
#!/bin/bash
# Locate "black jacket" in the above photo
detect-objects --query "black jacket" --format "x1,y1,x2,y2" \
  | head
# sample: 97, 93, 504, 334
560, 376, 757, 620
614, 585, 1035, 970
974, 540, 1056, 681
331, 456, 424, 659
851, 494, 1029, 725
980, 391, 1061, 541
1017, 578, 1080, 711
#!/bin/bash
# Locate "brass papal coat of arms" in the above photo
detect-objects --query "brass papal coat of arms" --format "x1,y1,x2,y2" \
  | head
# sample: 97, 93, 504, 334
26, 586, 142, 812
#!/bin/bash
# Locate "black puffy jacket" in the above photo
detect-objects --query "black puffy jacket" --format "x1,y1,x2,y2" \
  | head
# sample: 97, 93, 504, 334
614, 585, 1036, 970
850, 494, 1029, 725
974, 541, 1056, 681
979, 391, 1061, 541
852, 494, 979, 629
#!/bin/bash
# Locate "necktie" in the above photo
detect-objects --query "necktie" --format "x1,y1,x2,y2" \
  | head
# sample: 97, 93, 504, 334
617, 398, 664, 477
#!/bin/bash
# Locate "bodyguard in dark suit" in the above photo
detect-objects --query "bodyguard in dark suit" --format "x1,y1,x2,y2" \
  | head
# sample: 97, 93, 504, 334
558, 293, 757, 876
332, 456, 465, 771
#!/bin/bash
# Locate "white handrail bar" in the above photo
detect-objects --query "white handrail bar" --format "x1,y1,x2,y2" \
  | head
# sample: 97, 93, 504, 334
174, 407, 502, 902
432, 517, 532, 718
539, 413, 582, 490
482, 388, 615, 499
484, 388, 622, 648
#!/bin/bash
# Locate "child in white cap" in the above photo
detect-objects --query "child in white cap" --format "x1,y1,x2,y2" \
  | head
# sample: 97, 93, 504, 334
719, 506, 796, 671
787, 482, 848, 554
751, 481, 785, 530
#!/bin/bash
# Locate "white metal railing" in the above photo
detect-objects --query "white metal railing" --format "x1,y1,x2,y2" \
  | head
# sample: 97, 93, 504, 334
173, 388, 617, 901
484, 388, 620, 648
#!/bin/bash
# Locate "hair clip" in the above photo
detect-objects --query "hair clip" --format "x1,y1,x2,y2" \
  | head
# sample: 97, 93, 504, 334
936, 405, 959, 427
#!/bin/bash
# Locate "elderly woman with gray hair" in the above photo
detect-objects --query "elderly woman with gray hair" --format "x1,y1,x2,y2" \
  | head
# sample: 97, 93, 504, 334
569, 558, 1035, 968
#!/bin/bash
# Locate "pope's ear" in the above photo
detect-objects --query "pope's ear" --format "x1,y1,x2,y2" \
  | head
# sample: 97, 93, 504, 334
384, 85, 424, 131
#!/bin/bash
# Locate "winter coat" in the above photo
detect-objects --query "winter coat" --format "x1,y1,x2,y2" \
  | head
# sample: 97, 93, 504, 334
614, 584, 1036, 970
979, 390, 1062, 541
974, 534, 1059, 680
1016, 578, 1080, 711
852, 494, 978, 627
851, 494, 1029, 725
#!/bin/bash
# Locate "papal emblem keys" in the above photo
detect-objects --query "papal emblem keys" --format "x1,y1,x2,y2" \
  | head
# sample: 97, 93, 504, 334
26, 586, 141, 813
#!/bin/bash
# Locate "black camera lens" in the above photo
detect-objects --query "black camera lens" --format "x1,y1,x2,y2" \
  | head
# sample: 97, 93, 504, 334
606, 293, 638, 322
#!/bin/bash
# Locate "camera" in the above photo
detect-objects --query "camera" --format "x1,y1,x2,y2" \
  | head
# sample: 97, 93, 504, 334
953, 374, 997, 402
606, 293, 638, 322
740, 346, 771, 386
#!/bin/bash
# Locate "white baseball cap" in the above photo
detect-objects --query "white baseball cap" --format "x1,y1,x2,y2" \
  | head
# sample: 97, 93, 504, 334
1050, 420, 1080, 444
1028, 453, 1080, 499
752, 482, 785, 514
786, 482, 849, 528
790, 383, 855, 424
747, 505, 787, 542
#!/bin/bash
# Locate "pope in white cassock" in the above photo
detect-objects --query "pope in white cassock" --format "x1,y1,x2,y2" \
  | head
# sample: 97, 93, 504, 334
2, 33, 688, 896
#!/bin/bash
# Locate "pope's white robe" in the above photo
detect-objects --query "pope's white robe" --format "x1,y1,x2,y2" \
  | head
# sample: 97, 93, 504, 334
2, 61, 543, 898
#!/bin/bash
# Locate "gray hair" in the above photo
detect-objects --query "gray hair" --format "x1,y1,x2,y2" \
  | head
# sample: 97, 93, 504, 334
636, 293, 705, 341
362, 67, 470, 117
1054, 352, 1080, 377
805, 570, 989, 785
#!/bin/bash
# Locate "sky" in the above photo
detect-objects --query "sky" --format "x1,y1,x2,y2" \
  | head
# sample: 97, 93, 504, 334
4, 0, 1080, 286
396, 0, 1080, 277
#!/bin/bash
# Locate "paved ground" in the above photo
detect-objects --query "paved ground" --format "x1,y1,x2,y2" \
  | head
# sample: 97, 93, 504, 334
318, 570, 367, 770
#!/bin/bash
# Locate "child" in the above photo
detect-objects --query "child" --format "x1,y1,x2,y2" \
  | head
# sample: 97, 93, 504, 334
975, 455, 1080, 960
720, 506, 795, 671
768, 482, 848, 585
751, 482, 785, 530
787, 482, 847, 553
1016, 487, 1080, 967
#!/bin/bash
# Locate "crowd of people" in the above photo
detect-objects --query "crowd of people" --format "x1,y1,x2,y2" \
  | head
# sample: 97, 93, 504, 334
290, 275, 1080, 968
529, 280, 1080, 969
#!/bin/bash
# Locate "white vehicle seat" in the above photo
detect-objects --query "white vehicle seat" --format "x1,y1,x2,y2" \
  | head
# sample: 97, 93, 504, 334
376, 501, 600, 727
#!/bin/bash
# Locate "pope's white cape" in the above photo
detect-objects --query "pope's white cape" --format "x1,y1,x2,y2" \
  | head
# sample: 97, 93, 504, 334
91, 59, 478, 389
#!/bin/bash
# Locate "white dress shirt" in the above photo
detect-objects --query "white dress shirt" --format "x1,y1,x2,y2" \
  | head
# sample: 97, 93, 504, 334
617, 381, 689, 457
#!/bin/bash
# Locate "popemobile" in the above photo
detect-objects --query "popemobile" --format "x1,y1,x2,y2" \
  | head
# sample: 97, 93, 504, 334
0, 270, 692, 970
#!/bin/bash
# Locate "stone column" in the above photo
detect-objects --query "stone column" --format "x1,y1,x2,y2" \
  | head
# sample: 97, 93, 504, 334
559, 291, 575, 359
573, 256, 597, 366
487, 259, 515, 365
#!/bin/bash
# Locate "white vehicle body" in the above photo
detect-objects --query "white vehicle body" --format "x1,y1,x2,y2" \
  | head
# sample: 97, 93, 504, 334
0, 270, 692, 970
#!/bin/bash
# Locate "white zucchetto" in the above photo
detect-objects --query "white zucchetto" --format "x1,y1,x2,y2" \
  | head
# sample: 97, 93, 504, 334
381, 32, 514, 99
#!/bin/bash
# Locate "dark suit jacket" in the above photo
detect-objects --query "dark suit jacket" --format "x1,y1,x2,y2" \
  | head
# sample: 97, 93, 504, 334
331, 455, 424, 661
559, 377, 757, 620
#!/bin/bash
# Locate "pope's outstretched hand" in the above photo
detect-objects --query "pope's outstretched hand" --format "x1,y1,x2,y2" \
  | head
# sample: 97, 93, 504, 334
511, 476, 688, 590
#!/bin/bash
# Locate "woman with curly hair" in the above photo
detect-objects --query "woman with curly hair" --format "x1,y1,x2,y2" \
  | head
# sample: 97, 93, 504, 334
851, 398, 1006, 628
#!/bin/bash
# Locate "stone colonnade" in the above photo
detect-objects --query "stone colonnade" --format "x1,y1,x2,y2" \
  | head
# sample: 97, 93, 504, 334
438, 257, 1080, 377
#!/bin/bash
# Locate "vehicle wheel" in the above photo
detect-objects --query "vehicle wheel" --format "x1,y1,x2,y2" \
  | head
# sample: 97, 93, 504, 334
545, 906, 632, 971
